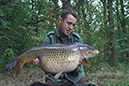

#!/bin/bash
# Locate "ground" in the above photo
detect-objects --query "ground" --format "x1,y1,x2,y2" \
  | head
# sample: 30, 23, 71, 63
0, 64, 129, 86
0, 66, 47, 86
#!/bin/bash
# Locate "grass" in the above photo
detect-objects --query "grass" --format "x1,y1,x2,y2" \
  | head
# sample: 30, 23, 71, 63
0, 62, 128, 86
84, 62, 129, 86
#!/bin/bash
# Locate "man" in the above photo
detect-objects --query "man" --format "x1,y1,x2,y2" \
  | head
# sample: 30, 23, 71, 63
33, 8, 90, 85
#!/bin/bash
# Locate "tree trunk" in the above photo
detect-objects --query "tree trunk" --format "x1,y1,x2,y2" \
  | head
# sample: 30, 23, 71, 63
101, 0, 107, 28
116, 0, 120, 30
120, 0, 129, 63
107, 0, 117, 66
61, 0, 71, 9
52, 0, 60, 9
120, 0, 127, 33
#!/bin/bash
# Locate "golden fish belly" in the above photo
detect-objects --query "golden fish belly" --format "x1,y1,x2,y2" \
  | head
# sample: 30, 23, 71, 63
39, 47, 81, 74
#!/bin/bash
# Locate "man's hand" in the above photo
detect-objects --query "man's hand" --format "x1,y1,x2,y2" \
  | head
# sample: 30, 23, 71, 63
33, 58, 40, 66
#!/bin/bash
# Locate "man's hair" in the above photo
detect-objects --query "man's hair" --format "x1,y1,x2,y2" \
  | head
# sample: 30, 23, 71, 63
61, 8, 77, 20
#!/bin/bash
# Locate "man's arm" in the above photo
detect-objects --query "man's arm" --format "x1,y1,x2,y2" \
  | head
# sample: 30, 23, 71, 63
43, 31, 55, 45
43, 36, 51, 45
72, 32, 83, 43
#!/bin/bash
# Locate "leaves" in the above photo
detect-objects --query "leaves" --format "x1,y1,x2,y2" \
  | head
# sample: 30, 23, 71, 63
0, 0, 128, 85
0, 0, 128, 78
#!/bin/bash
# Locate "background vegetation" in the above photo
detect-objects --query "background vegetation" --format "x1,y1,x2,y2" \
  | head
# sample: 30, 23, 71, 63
0, 0, 129, 85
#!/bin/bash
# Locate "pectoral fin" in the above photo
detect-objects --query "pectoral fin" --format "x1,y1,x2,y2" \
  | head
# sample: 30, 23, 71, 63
54, 71, 63, 79
84, 58, 91, 67
82, 55, 91, 67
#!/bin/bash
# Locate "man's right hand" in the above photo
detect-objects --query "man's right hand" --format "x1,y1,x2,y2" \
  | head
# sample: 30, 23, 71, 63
33, 58, 40, 66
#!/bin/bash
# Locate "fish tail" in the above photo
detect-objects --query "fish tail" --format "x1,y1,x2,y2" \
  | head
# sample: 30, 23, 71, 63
7, 56, 30, 77
7, 57, 18, 69
6, 47, 41, 77
13, 61, 24, 77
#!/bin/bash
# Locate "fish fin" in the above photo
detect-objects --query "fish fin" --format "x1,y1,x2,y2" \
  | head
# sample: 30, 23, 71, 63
83, 58, 91, 67
7, 58, 18, 69
7, 57, 22, 77
82, 55, 91, 67
13, 59, 33, 77
54, 71, 63, 79
7, 57, 29, 77
13, 62, 23, 77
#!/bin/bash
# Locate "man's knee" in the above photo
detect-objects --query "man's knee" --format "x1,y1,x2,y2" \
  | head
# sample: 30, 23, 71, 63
77, 76, 89, 84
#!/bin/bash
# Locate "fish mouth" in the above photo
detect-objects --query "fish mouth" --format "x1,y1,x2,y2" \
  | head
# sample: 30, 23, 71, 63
88, 50, 99, 57
94, 50, 99, 56
81, 50, 99, 67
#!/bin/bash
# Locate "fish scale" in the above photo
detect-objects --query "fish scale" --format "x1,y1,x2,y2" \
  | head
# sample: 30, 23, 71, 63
6, 43, 99, 77
39, 47, 80, 74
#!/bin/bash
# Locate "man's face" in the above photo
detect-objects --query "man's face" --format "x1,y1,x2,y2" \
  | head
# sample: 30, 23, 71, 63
59, 14, 77, 36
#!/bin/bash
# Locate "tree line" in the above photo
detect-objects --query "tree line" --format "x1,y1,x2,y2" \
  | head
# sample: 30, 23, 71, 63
0, 0, 129, 70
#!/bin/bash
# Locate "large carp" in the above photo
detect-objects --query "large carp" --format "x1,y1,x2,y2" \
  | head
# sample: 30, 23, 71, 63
7, 43, 99, 78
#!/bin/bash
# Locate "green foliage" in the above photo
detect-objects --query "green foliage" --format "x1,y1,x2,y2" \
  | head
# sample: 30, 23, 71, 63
0, 0, 57, 71
0, 0, 129, 85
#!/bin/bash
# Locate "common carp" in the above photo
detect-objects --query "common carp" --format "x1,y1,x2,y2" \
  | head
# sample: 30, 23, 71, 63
7, 43, 99, 78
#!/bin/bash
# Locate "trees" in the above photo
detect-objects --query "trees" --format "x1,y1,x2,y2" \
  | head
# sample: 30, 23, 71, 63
0, 0, 128, 70
107, 0, 117, 65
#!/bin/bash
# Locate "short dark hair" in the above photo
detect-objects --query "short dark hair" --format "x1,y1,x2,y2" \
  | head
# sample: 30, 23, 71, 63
61, 8, 77, 20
